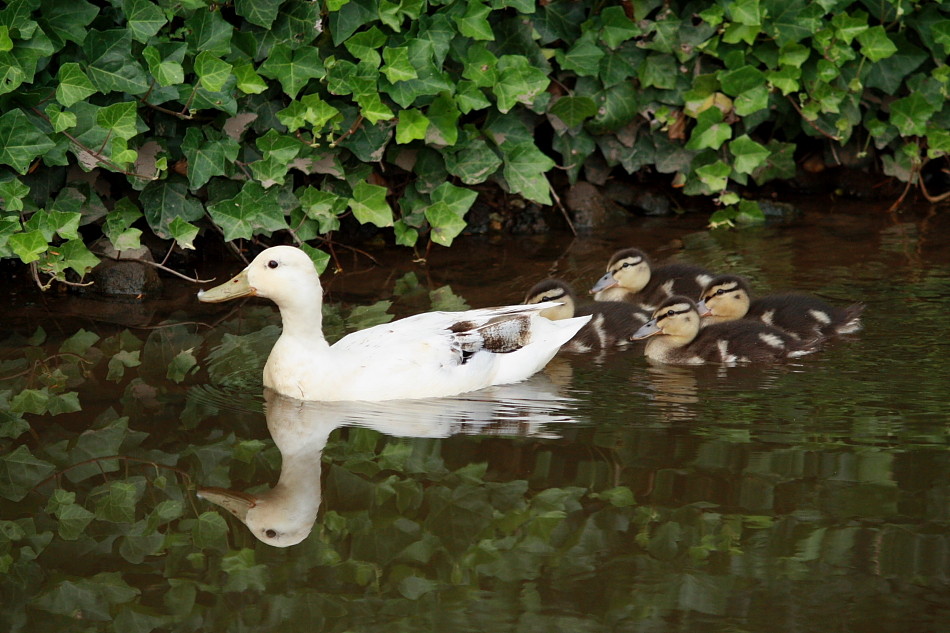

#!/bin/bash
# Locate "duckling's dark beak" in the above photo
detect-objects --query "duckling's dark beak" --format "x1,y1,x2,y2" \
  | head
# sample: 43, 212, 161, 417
696, 299, 712, 317
197, 487, 257, 523
590, 272, 617, 294
198, 269, 256, 303
631, 318, 661, 340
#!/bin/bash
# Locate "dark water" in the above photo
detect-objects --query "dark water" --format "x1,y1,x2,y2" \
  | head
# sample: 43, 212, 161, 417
2, 202, 950, 632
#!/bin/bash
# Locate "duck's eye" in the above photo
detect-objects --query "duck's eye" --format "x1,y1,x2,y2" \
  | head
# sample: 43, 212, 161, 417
716, 288, 726, 296
267, 260, 279, 269
264, 529, 277, 539
665, 309, 676, 318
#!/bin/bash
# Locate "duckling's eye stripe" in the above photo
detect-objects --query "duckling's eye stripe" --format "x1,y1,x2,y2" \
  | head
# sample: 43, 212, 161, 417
659, 307, 691, 319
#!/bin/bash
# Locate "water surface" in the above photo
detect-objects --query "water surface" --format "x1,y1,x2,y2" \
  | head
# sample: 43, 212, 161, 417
2, 201, 949, 632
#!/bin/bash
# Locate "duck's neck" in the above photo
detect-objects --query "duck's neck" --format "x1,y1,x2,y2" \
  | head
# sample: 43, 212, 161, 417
275, 293, 329, 347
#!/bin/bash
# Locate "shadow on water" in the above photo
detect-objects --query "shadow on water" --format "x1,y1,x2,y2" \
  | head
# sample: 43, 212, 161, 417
2, 201, 950, 632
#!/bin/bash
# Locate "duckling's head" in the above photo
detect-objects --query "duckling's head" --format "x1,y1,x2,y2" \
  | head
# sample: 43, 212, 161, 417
590, 248, 652, 295
198, 245, 323, 310
697, 275, 751, 323
198, 486, 316, 548
631, 295, 701, 344
524, 279, 576, 320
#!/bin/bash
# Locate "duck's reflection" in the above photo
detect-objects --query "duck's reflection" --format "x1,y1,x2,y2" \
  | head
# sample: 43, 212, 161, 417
198, 376, 581, 547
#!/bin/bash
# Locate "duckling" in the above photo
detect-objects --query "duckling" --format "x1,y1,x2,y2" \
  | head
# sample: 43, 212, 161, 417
524, 279, 650, 352
697, 275, 864, 340
590, 248, 714, 310
631, 295, 820, 364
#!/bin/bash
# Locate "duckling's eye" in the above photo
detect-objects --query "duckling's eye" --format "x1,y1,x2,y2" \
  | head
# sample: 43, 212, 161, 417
264, 529, 277, 539
267, 260, 279, 269
665, 309, 676, 318
716, 288, 726, 296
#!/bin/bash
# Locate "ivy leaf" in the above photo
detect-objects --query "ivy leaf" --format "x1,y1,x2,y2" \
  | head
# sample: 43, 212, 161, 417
0, 109, 55, 174
167, 349, 198, 383
232, 63, 267, 94
139, 178, 206, 241
889, 93, 937, 137
425, 201, 467, 247
695, 159, 731, 192
600, 6, 640, 48
549, 96, 597, 127
260, 44, 325, 98
730, 135, 770, 174
503, 142, 555, 204
108, 349, 142, 382
0, 445, 56, 502
556, 33, 605, 77
7, 230, 48, 264
184, 9, 233, 57
349, 181, 393, 227
58, 239, 100, 276
856, 26, 897, 62
454, 0, 493, 41
396, 109, 430, 144
194, 51, 233, 92
235, 0, 283, 28
445, 138, 502, 184
32, 573, 139, 622
94, 481, 139, 523
96, 101, 139, 140
300, 243, 330, 275
168, 217, 198, 250
382, 46, 417, 82
192, 511, 229, 551
425, 94, 459, 146
122, 0, 166, 43
48, 489, 95, 540
83, 29, 149, 94
686, 108, 732, 150
55, 62, 97, 107
207, 181, 289, 241
493, 55, 550, 114
298, 186, 347, 233
277, 93, 341, 132
142, 43, 185, 87
181, 128, 239, 189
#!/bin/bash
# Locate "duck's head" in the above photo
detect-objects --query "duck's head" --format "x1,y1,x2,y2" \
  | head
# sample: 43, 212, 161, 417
197, 245, 322, 307
524, 279, 576, 320
697, 275, 751, 323
631, 295, 701, 344
197, 486, 316, 548
590, 248, 652, 295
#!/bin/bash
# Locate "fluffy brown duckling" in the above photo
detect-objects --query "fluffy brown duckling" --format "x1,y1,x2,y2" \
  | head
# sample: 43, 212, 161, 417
631, 295, 821, 364
589, 248, 714, 310
697, 275, 864, 340
524, 279, 650, 353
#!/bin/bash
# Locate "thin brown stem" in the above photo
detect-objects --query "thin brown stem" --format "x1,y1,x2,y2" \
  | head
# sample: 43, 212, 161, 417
30, 455, 194, 495
785, 96, 841, 142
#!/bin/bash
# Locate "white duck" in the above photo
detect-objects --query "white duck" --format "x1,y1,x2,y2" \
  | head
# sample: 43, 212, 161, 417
199, 380, 579, 547
197, 245, 590, 401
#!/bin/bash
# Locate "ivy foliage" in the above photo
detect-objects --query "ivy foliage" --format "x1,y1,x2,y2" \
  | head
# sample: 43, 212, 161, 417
1, 0, 949, 283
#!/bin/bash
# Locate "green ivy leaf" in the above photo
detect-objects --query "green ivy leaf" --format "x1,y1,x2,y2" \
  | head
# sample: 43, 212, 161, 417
493, 55, 550, 114
695, 159, 731, 192
181, 128, 239, 190
556, 33, 605, 77
194, 51, 233, 92
122, 0, 166, 43
382, 46, 417, 83
503, 142, 555, 204
889, 93, 937, 137
277, 93, 341, 132
55, 62, 97, 107
235, 0, 283, 28
298, 186, 347, 233
108, 349, 142, 382
260, 43, 325, 98
445, 137, 502, 184
425, 94, 459, 146
94, 481, 139, 523
599, 6, 640, 48
7, 230, 48, 264
0, 445, 56, 502
232, 63, 267, 94
208, 181, 289, 241
686, 108, 732, 150
37, 0, 100, 47
33, 572, 139, 621
58, 239, 100, 276
139, 178, 206, 241
192, 511, 229, 551
396, 109, 430, 144
48, 489, 95, 540
0, 109, 56, 174
730, 135, 770, 174
299, 243, 330, 275
168, 216, 199, 250
96, 101, 139, 140
349, 181, 393, 227
185, 9, 233, 57
454, 0, 494, 41
82, 29, 149, 94
856, 26, 897, 62
142, 44, 185, 87
549, 96, 597, 127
